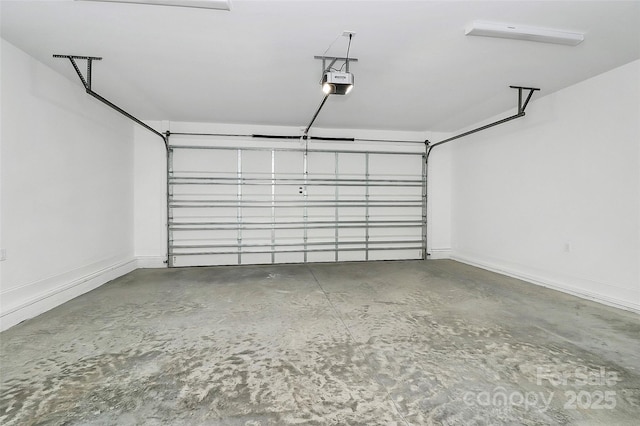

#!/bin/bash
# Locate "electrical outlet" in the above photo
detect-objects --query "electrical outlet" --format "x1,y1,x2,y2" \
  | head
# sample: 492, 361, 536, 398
0, 249, 6, 261
342, 31, 356, 37
564, 242, 572, 253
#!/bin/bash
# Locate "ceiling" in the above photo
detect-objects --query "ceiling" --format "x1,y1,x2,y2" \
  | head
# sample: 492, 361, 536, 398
2, 0, 639, 133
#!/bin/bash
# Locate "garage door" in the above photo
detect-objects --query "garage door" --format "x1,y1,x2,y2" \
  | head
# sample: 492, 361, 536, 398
167, 136, 426, 267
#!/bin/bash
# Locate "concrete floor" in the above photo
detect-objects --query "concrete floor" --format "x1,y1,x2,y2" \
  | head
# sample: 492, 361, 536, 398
1, 260, 639, 425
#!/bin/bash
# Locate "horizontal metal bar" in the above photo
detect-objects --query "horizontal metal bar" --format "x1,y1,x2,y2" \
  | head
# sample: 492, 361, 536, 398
170, 246, 422, 257
169, 180, 419, 186
170, 220, 423, 231
169, 145, 424, 156
170, 201, 422, 206
170, 203, 422, 209
170, 182, 422, 188
170, 219, 422, 226
170, 224, 422, 231
169, 180, 421, 185
170, 199, 420, 204
251, 134, 305, 140
171, 133, 356, 142
170, 183, 421, 188
170, 132, 425, 145
508, 85, 541, 91
307, 136, 355, 142
171, 171, 418, 178
354, 138, 426, 144
170, 179, 422, 187
169, 132, 254, 138
169, 177, 420, 185
53, 54, 102, 61
172, 239, 423, 250
251, 134, 358, 142
314, 55, 359, 62
170, 176, 422, 183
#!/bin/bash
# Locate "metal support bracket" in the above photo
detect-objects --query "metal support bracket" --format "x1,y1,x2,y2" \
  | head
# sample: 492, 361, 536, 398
427, 85, 540, 157
314, 55, 359, 77
511, 85, 539, 115
53, 54, 168, 149
53, 54, 102, 91
423, 85, 539, 258
55, 54, 171, 266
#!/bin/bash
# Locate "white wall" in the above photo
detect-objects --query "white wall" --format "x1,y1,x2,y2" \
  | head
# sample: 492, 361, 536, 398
133, 121, 167, 267
134, 121, 453, 265
451, 60, 640, 312
0, 39, 136, 330
427, 143, 452, 258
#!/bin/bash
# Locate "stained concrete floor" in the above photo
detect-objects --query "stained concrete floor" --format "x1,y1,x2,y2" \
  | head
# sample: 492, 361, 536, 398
1, 260, 639, 425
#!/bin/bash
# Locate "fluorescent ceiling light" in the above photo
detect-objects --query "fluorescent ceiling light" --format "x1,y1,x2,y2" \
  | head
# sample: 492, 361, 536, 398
76, 0, 231, 10
465, 21, 584, 46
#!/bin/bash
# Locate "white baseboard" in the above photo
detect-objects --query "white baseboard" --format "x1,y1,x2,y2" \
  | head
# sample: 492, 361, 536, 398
0, 257, 137, 332
451, 252, 640, 314
427, 248, 452, 260
4, 250, 632, 332
135, 255, 167, 269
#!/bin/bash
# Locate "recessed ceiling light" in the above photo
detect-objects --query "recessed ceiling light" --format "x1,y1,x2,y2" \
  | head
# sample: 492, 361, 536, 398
465, 21, 584, 46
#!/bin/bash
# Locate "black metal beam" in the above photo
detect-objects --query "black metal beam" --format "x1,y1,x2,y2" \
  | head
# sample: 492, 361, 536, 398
427, 86, 540, 158
70, 57, 88, 90
424, 85, 539, 258
304, 94, 330, 137
53, 54, 103, 61
171, 132, 422, 144
314, 56, 359, 63
87, 58, 93, 91
54, 54, 167, 149
87, 91, 167, 144
428, 112, 524, 154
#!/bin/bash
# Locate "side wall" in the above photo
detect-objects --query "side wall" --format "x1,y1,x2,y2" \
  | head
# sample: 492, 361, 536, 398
451, 60, 640, 312
0, 39, 136, 330
133, 122, 167, 267
134, 122, 453, 265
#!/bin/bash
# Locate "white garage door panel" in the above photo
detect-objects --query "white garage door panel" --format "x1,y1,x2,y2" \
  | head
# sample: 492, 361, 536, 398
168, 141, 425, 267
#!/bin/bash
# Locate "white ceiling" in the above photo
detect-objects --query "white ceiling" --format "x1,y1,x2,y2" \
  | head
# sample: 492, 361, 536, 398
2, 0, 639, 132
